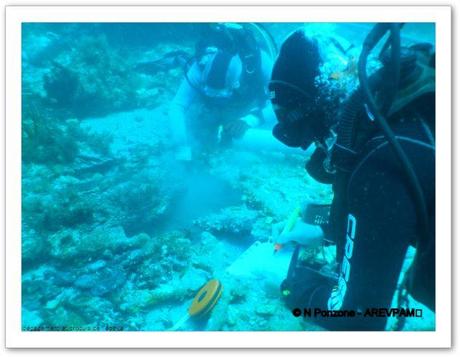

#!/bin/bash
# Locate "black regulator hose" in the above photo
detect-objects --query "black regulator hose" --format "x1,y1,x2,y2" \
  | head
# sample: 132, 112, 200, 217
381, 25, 401, 115
378, 23, 405, 62
358, 23, 430, 248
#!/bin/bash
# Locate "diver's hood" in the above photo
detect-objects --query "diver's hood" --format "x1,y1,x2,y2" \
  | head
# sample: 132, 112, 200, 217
269, 31, 322, 149
270, 30, 354, 149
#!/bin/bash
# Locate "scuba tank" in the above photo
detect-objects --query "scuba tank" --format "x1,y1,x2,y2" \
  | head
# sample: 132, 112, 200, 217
185, 23, 277, 97
332, 23, 435, 314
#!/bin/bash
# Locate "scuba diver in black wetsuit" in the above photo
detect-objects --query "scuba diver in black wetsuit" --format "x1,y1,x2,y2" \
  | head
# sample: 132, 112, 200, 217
270, 24, 435, 331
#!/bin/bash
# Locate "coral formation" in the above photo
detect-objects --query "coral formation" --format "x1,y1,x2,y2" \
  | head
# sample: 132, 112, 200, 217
193, 205, 260, 237
42, 35, 142, 118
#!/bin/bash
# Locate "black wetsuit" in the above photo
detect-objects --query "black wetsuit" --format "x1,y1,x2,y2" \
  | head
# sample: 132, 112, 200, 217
286, 114, 435, 331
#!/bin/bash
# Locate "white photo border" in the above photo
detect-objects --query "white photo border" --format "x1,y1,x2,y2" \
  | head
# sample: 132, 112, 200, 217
6, 5, 452, 348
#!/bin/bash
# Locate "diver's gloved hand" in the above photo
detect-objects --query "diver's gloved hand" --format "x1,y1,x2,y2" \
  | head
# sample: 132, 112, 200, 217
175, 145, 192, 161
240, 114, 261, 127
222, 119, 250, 140
272, 218, 324, 247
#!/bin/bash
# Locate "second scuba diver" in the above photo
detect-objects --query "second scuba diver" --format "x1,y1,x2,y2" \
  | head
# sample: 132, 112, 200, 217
168, 23, 277, 161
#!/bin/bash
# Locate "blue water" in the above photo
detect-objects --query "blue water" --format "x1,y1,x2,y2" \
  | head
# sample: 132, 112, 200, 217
21, 22, 435, 332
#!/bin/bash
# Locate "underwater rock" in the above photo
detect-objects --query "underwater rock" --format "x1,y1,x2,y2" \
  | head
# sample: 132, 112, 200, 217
22, 29, 65, 67
135, 87, 160, 104
119, 289, 156, 314
119, 249, 148, 271
226, 306, 239, 327
22, 266, 61, 311
63, 292, 114, 325
156, 230, 192, 263
87, 259, 107, 272
134, 261, 164, 290
44, 288, 78, 311
146, 285, 192, 307
125, 230, 197, 293
131, 230, 192, 289
49, 225, 149, 263
73, 156, 118, 177
74, 274, 95, 290
193, 205, 260, 237
108, 178, 173, 238
75, 266, 127, 297
45, 297, 61, 310
21, 164, 54, 195
56, 294, 116, 327
39, 200, 94, 233
22, 308, 44, 328
249, 217, 273, 242
42, 34, 142, 118
48, 229, 81, 261
190, 231, 248, 276
23, 154, 114, 237
44, 306, 86, 328
199, 231, 217, 243
229, 287, 247, 304
22, 227, 46, 268
178, 267, 210, 293
227, 277, 251, 304
43, 63, 80, 108
22, 112, 110, 166
255, 304, 277, 317
49, 271, 77, 287
208, 149, 333, 220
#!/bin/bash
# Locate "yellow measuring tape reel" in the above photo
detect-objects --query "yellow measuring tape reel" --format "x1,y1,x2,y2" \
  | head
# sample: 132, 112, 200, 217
169, 279, 223, 331
188, 279, 223, 317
